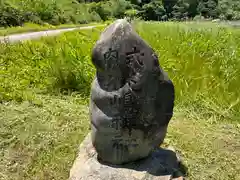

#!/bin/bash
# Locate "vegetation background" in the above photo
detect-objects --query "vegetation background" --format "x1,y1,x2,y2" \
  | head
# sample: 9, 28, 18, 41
1, 0, 240, 180
1, 0, 240, 28
1, 22, 240, 180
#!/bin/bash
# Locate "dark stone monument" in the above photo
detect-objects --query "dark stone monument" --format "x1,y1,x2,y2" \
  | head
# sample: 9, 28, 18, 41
89, 19, 175, 165
69, 19, 183, 180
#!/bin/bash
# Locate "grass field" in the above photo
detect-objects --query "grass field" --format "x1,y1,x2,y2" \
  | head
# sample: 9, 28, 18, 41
0, 21, 240, 180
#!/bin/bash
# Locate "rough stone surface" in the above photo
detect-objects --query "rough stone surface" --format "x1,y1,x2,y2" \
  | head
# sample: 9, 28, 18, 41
69, 133, 183, 180
89, 19, 175, 165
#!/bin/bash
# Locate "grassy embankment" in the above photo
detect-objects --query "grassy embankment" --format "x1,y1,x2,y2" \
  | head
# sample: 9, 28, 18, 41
0, 22, 240, 180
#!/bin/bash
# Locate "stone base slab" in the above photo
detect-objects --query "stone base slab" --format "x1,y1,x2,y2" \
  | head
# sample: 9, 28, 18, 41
69, 133, 185, 180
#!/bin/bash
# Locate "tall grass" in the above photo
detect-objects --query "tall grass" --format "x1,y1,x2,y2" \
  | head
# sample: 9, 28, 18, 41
135, 21, 240, 122
0, 27, 104, 102
1, 21, 240, 122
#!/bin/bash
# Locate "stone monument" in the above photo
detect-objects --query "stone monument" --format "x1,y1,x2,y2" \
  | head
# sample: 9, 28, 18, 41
90, 19, 175, 165
69, 19, 181, 180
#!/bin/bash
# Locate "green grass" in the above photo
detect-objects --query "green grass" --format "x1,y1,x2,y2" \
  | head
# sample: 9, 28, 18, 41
0, 22, 105, 36
166, 108, 240, 180
0, 95, 89, 180
0, 21, 240, 180
0, 26, 105, 102
135, 21, 240, 122
1, 98, 239, 180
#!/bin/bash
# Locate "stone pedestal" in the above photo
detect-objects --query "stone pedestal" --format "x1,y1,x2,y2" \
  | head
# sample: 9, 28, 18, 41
69, 134, 184, 180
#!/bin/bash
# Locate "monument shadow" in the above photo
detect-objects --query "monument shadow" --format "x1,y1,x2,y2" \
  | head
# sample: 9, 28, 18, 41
98, 147, 188, 179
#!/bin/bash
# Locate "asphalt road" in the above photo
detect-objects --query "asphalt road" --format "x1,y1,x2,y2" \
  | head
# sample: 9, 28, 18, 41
0, 25, 103, 43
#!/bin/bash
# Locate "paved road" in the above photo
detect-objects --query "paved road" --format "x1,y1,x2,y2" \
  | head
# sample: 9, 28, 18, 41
0, 25, 104, 43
